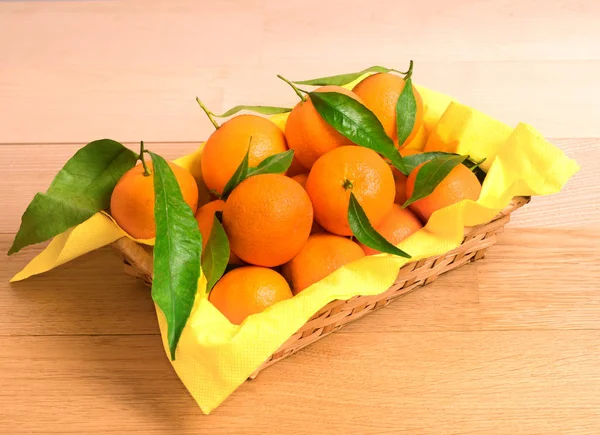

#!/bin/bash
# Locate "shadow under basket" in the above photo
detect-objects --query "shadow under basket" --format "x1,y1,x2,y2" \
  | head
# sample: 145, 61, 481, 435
112, 196, 530, 379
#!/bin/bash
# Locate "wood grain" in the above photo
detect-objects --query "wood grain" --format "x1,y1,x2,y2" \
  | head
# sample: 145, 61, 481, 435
1, 1, 600, 143
1, 1, 599, 433
2, 229, 600, 434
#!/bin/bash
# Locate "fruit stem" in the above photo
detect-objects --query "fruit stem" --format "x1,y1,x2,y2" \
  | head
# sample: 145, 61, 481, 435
343, 179, 354, 190
277, 74, 307, 102
469, 157, 486, 172
403, 60, 414, 81
196, 97, 220, 130
138, 141, 151, 177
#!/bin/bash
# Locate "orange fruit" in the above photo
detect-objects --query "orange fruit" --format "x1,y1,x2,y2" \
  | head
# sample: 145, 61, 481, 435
201, 114, 288, 195
110, 161, 198, 239
194, 199, 242, 264
358, 204, 423, 255
289, 173, 325, 234
281, 233, 365, 294
305, 146, 395, 236
284, 86, 361, 169
222, 174, 313, 267
392, 149, 421, 205
287, 156, 307, 177
290, 173, 308, 188
208, 266, 292, 324
352, 73, 424, 149
194, 199, 225, 249
406, 163, 482, 222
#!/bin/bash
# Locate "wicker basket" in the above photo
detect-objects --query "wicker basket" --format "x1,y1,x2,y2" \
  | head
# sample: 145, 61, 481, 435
112, 196, 530, 378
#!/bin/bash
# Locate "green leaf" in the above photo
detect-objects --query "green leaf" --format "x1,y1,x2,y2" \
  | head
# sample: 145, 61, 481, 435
403, 155, 469, 208
221, 147, 250, 200
202, 216, 230, 293
402, 151, 457, 174
8, 139, 137, 255
309, 91, 407, 174
212, 105, 292, 117
221, 146, 293, 199
396, 76, 417, 147
293, 66, 396, 86
247, 149, 294, 177
149, 152, 203, 361
348, 193, 411, 258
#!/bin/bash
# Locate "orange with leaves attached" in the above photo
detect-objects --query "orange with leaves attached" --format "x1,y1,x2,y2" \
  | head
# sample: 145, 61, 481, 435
222, 174, 313, 267
358, 204, 423, 255
110, 161, 198, 239
405, 163, 482, 222
352, 73, 424, 149
201, 114, 288, 195
306, 146, 395, 236
284, 86, 361, 169
282, 233, 365, 294
209, 266, 292, 324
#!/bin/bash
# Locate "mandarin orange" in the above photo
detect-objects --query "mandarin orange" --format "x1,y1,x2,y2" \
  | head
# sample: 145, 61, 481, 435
201, 114, 287, 195
405, 163, 482, 221
305, 146, 395, 236
359, 204, 423, 255
194, 199, 242, 264
352, 73, 424, 149
284, 86, 360, 169
281, 233, 365, 294
209, 266, 292, 324
222, 174, 313, 267
110, 161, 198, 239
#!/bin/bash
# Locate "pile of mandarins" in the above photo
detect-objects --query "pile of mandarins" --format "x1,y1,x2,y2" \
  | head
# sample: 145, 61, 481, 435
110, 72, 482, 325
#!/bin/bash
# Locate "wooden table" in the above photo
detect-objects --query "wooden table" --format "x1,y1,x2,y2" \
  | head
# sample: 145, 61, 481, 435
1, 1, 599, 433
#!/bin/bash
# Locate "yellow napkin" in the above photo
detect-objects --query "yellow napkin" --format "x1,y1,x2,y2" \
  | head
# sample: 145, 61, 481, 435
11, 79, 579, 414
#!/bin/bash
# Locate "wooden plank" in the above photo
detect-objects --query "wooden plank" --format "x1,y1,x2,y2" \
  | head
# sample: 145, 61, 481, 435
1, 239, 158, 336
3, 228, 599, 338
0, 139, 595, 235
1, 1, 600, 142
0, 331, 599, 433
360, 228, 600, 333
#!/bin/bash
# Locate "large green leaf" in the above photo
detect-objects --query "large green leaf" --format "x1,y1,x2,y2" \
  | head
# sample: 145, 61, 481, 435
396, 76, 417, 147
403, 155, 469, 207
212, 105, 292, 117
149, 152, 203, 361
348, 192, 411, 258
293, 65, 396, 86
8, 139, 137, 255
247, 149, 294, 177
309, 91, 407, 174
202, 216, 230, 293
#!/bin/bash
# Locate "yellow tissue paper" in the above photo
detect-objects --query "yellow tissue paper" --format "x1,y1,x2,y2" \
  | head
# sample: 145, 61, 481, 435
11, 78, 579, 414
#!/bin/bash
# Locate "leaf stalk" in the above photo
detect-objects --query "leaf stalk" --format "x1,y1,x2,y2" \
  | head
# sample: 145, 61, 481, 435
196, 97, 220, 130
277, 74, 307, 102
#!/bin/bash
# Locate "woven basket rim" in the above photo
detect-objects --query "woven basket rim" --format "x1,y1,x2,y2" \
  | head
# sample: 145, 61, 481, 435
112, 196, 531, 283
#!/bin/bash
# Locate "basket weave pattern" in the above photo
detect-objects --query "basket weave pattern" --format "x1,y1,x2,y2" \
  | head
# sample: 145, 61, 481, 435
112, 196, 530, 378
